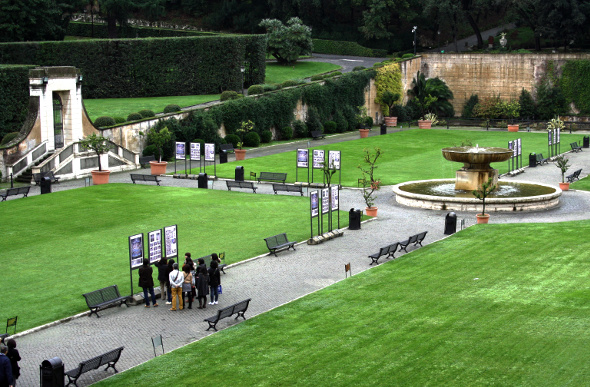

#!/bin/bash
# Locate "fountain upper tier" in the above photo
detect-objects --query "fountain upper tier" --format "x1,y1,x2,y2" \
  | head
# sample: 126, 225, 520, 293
442, 146, 513, 169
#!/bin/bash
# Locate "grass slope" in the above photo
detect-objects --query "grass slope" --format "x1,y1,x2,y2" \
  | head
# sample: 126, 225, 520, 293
183, 129, 584, 186
98, 222, 590, 386
0, 184, 345, 331
265, 61, 341, 84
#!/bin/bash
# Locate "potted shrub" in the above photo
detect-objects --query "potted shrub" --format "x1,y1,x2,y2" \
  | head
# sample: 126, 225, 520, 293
555, 154, 571, 191
419, 112, 438, 129
356, 106, 371, 138
358, 147, 382, 217
235, 120, 254, 161
147, 127, 172, 175
380, 91, 401, 127
505, 100, 520, 132
79, 133, 112, 185
472, 176, 497, 224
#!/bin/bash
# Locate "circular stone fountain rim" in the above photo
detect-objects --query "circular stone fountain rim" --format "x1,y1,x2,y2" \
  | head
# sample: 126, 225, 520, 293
441, 146, 514, 154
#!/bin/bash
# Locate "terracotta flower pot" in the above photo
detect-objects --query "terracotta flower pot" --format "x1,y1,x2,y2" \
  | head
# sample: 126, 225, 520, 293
91, 170, 111, 185
559, 182, 570, 191
418, 120, 432, 129
508, 124, 519, 132
476, 213, 490, 224
235, 149, 247, 161
359, 129, 370, 138
365, 207, 378, 217
384, 116, 397, 127
149, 161, 168, 175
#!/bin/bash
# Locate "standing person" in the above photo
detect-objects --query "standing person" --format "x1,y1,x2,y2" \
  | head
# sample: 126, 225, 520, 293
139, 259, 158, 307
182, 265, 194, 309
197, 258, 207, 273
5, 340, 19, 387
0, 344, 13, 387
168, 263, 184, 311
208, 260, 221, 305
184, 253, 194, 272
196, 265, 209, 309
154, 257, 169, 305
165, 259, 175, 304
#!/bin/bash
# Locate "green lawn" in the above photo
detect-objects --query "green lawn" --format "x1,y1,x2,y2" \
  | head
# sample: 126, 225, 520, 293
0, 184, 346, 331
181, 129, 584, 186
265, 61, 341, 84
98, 221, 590, 386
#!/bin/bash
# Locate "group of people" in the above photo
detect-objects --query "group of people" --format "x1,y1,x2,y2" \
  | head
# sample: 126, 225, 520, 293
0, 337, 20, 387
139, 253, 222, 311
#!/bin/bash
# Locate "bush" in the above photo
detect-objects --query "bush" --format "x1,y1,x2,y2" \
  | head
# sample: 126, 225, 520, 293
519, 89, 536, 119
113, 116, 126, 124
402, 53, 414, 59
280, 79, 301, 88
260, 130, 272, 143
280, 126, 293, 140
323, 121, 337, 134
224, 134, 240, 148
0, 131, 20, 145
127, 113, 142, 121
139, 109, 156, 118
312, 39, 381, 57
262, 84, 279, 92
293, 120, 308, 138
306, 106, 323, 133
333, 111, 348, 133
247, 85, 264, 95
243, 131, 261, 147
310, 74, 324, 81
164, 104, 181, 114
142, 144, 157, 157
365, 116, 374, 128
325, 71, 342, 78
462, 95, 479, 118
93, 116, 116, 127
220, 90, 241, 101
353, 66, 366, 71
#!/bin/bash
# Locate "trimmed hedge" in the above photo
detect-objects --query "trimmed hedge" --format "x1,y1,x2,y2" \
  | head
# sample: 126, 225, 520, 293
163, 104, 181, 114
312, 39, 387, 57
66, 22, 217, 39
0, 65, 36, 142
93, 116, 116, 127
0, 35, 266, 99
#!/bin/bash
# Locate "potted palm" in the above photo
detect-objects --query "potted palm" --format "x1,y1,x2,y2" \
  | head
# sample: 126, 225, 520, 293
555, 154, 571, 191
147, 127, 172, 175
419, 112, 438, 129
380, 91, 401, 127
472, 176, 497, 224
235, 120, 253, 161
358, 147, 382, 217
79, 133, 112, 185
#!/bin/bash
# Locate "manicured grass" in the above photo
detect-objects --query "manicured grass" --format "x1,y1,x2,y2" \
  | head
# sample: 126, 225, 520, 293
265, 61, 341, 84
83, 94, 221, 122
0, 184, 347, 331
98, 221, 590, 386
182, 129, 583, 186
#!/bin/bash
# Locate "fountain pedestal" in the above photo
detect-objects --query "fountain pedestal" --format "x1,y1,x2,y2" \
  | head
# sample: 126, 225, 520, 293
442, 146, 513, 191
455, 169, 498, 191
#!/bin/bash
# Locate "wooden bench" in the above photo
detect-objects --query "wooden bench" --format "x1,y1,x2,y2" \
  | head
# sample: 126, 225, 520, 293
566, 168, 582, 183
264, 233, 296, 256
272, 183, 303, 196
399, 231, 428, 253
34, 171, 60, 185
1, 186, 31, 201
204, 298, 251, 331
258, 172, 287, 183
82, 285, 128, 318
311, 131, 325, 140
570, 142, 582, 152
368, 242, 401, 265
226, 180, 257, 193
536, 153, 549, 165
65, 346, 124, 386
220, 143, 235, 153
139, 155, 156, 167
130, 174, 161, 185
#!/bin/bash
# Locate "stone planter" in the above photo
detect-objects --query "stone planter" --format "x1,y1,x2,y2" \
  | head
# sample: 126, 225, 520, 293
91, 170, 111, 185
235, 149, 247, 161
418, 120, 432, 129
384, 116, 397, 127
149, 161, 168, 175
365, 207, 378, 217
476, 213, 490, 224
359, 129, 370, 138
508, 124, 519, 132
559, 182, 570, 191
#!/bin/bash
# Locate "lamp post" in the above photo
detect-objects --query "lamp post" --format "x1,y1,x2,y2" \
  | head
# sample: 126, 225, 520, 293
412, 26, 418, 55
240, 65, 245, 95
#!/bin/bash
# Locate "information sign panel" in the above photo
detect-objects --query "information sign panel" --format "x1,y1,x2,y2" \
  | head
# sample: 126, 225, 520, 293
328, 151, 341, 170
190, 142, 200, 161
175, 142, 185, 159
164, 225, 178, 258
310, 191, 319, 217
313, 150, 325, 169
557, 128, 560, 143
321, 188, 329, 214
517, 138, 522, 156
148, 229, 162, 264
129, 233, 144, 269
548, 130, 552, 146
204, 143, 215, 161
297, 149, 309, 168
331, 186, 339, 211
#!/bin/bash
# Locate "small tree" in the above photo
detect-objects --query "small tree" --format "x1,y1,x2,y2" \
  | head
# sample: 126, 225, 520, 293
236, 120, 254, 150
259, 17, 312, 65
380, 91, 401, 117
472, 177, 497, 216
555, 155, 571, 183
147, 127, 172, 162
547, 116, 565, 130
79, 133, 112, 171
358, 147, 382, 208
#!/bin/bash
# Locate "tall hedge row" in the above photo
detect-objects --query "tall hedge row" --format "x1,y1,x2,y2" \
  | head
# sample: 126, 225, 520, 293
561, 60, 590, 114
66, 22, 218, 39
0, 65, 36, 141
0, 35, 266, 99
312, 39, 387, 58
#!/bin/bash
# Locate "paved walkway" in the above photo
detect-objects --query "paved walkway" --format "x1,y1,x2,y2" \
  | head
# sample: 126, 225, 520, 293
9, 130, 590, 386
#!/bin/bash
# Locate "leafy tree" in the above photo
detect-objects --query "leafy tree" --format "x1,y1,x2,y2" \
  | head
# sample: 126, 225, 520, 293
518, 89, 536, 119
407, 71, 454, 118
462, 94, 479, 118
353, 0, 413, 40
97, 0, 165, 38
259, 17, 312, 64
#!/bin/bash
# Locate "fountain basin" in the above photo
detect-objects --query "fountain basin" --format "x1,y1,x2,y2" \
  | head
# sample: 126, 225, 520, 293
393, 179, 561, 212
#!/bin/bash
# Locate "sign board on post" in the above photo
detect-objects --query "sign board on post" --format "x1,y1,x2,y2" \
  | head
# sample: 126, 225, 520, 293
548, 130, 553, 146
204, 144, 215, 162
328, 151, 341, 170
175, 142, 185, 159
313, 150, 325, 169
190, 142, 200, 161
164, 225, 178, 259
310, 191, 319, 218
331, 186, 339, 211
148, 229, 162, 264
297, 149, 309, 168
517, 138, 521, 156
321, 188, 329, 214
129, 233, 144, 270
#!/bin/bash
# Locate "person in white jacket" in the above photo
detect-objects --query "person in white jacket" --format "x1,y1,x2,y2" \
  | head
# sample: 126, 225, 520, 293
168, 263, 185, 311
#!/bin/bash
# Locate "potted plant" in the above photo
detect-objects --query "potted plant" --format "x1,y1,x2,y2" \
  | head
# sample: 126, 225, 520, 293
356, 106, 371, 138
472, 176, 497, 224
547, 116, 565, 131
79, 133, 113, 185
147, 127, 172, 175
555, 154, 571, 191
505, 100, 520, 132
380, 91, 401, 127
235, 120, 254, 161
419, 112, 438, 129
358, 147, 382, 217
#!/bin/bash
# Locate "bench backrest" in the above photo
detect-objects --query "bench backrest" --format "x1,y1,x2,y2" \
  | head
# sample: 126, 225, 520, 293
416, 231, 427, 242
260, 172, 287, 181
80, 356, 102, 374
264, 236, 278, 249
200, 254, 213, 267
408, 234, 418, 244
232, 298, 251, 313
83, 285, 121, 307
379, 246, 389, 256
33, 173, 43, 184
101, 285, 122, 301
388, 242, 400, 254
275, 233, 288, 245
18, 186, 30, 194
99, 347, 124, 367
217, 305, 235, 320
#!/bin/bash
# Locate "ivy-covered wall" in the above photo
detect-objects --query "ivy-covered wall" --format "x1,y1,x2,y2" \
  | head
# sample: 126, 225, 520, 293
0, 35, 266, 99
561, 60, 590, 115
0, 65, 37, 141
374, 62, 403, 115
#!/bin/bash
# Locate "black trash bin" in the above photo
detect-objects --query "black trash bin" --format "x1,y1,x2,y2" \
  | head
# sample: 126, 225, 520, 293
380, 124, 387, 135
529, 153, 537, 168
40, 357, 64, 387
219, 150, 228, 164
235, 166, 244, 182
584, 136, 589, 148
348, 208, 361, 230
198, 173, 208, 189
444, 212, 457, 235
40, 176, 51, 194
